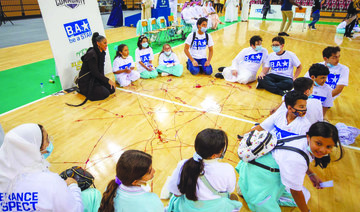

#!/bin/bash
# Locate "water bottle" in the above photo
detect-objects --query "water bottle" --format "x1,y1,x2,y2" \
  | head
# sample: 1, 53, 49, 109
40, 83, 45, 93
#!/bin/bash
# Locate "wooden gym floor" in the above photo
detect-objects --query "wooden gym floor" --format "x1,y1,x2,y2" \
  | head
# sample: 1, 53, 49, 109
1, 19, 359, 211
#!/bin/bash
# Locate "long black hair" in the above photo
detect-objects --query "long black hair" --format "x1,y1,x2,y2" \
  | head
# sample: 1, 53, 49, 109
178, 128, 228, 201
98, 150, 152, 212
307, 122, 344, 168
92, 32, 105, 52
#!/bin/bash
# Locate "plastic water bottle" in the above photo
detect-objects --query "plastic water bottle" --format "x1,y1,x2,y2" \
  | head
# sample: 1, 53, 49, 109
40, 83, 45, 93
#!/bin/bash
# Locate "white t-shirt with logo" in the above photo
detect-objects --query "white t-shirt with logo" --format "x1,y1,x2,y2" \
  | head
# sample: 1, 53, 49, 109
185, 31, 214, 60
277, 98, 323, 125
231, 47, 268, 74
113, 56, 135, 74
159, 52, 180, 66
272, 137, 314, 191
264, 51, 301, 79
135, 47, 154, 72
167, 159, 236, 201
310, 84, 334, 108
260, 109, 311, 139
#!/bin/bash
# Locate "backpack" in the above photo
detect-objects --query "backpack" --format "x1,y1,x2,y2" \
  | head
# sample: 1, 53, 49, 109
60, 166, 96, 191
190, 32, 209, 50
237, 130, 309, 172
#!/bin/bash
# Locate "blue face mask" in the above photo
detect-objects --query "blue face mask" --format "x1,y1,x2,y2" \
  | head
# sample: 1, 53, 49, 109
201, 27, 207, 33
307, 145, 313, 155
42, 141, 54, 159
272, 46, 281, 53
255, 45, 262, 51
326, 63, 334, 68
142, 42, 149, 48
314, 81, 320, 87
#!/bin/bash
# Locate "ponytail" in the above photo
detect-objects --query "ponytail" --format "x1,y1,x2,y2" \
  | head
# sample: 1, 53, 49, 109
177, 129, 228, 201
92, 32, 105, 52
178, 158, 204, 201
98, 179, 118, 212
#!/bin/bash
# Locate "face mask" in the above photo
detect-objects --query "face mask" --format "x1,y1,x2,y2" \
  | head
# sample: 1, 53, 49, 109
42, 141, 54, 159
272, 46, 281, 53
314, 81, 320, 87
142, 42, 149, 48
201, 27, 207, 33
139, 178, 153, 192
255, 45, 262, 51
292, 108, 307, 117
326, 62, 334, 68
219, 147, 227, 159
164, 50, 171, 56
307, 145, 314, 155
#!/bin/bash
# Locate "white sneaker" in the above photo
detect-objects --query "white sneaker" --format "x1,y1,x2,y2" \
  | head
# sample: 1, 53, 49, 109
161, 72, 169, 76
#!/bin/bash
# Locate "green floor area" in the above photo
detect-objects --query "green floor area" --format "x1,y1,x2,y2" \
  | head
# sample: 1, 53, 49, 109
0, 16, 240, 114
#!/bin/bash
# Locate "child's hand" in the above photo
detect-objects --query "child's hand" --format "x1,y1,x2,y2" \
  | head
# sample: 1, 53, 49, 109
192, 60, 199, 67
204, 60, 210, 66
309, 174, 323, 189
125, 68, 132, 73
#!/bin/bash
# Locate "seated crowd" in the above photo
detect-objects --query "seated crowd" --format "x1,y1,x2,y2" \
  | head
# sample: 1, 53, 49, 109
0, 6, 351, 212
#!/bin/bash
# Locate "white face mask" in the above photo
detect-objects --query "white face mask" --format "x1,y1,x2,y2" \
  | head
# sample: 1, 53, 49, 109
164, 50, 171, 56
139, 178, 153, 192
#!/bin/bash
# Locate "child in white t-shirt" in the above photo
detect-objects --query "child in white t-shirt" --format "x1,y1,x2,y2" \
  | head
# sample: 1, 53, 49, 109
271, 77, 323, 125
135, 35, 157, 79
215, 35, 268, 84
308, 63, 333, 116
236, 122, 344, 212
184, 17, 214, 75
156, 44, 183, 77
167, 129, 242, 212
304, 46, 349, 98
257, 36, 302, 96
113, 44, 140, 87
252, 90, 311, 139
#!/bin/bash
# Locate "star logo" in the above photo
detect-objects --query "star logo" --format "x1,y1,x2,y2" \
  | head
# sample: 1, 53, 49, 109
332, 76, 338, 83
82, 21, 89, 31
282, 60, 288, 67
256, 54, 261, 59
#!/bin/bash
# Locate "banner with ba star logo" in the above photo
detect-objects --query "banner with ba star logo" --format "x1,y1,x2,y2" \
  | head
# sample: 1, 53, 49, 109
38, 0, 111, 89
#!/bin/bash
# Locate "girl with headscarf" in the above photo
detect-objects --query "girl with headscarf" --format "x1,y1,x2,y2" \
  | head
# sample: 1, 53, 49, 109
0, 124, 83, 211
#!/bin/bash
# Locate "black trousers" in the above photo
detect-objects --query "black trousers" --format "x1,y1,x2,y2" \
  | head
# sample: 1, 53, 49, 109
263, 6, 270, 18
257, 73, 293, 95
217, 3, 224, 13
79, 80, 115, 101
345, 18, 356, 37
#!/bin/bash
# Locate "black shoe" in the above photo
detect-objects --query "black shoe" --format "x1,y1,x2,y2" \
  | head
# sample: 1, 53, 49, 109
215, 73, 224, 79
278, 32, 286, 36
218, 67, 225, 72
284, 32, 290, 36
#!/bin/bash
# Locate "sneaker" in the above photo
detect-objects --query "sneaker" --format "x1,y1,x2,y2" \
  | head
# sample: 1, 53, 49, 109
278, 32, 286, 36
215, 73, 224, 79
311, 27, 317, 30
161, 72, 169, 76
218, 67, 225, 72
284, 32, 290, 36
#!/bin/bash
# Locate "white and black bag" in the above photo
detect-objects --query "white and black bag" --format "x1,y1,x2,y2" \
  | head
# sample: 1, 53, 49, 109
237, 130, 309, 172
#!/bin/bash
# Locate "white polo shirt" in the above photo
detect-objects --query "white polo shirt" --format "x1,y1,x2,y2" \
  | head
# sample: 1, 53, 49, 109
185, 31, 214, 60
